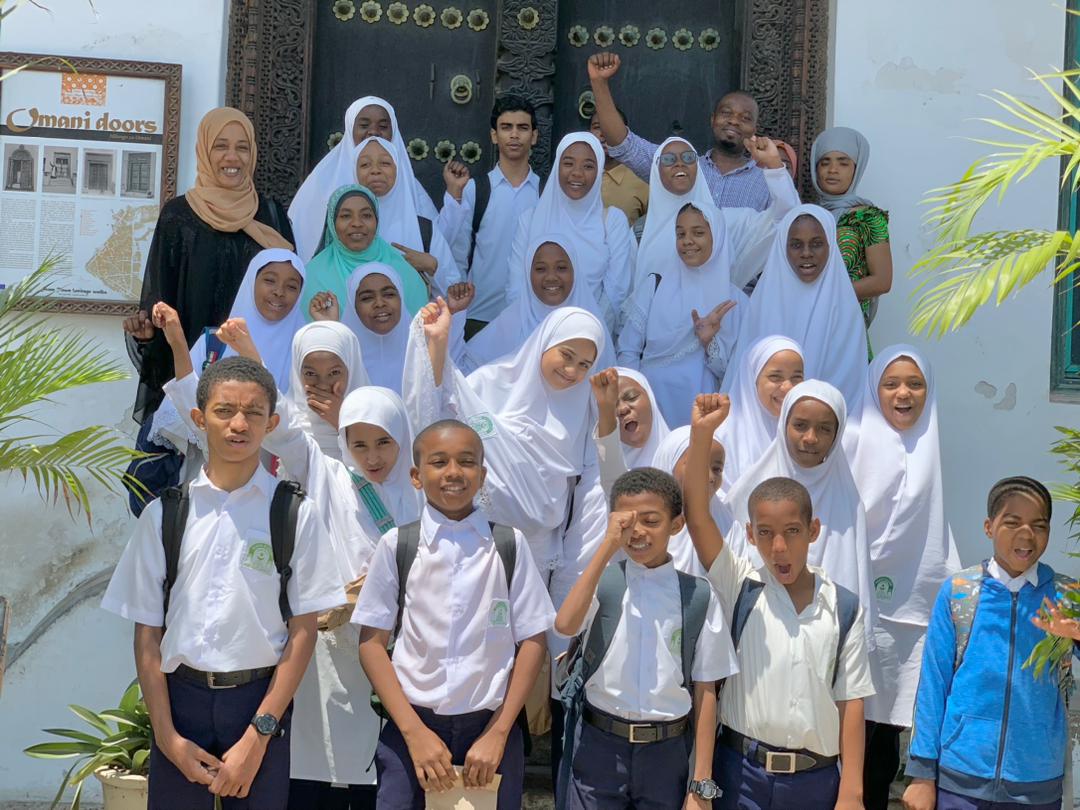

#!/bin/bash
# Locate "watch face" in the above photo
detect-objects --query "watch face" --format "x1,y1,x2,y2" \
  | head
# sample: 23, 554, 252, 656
695, 780, 719, 800
253, 714, 278, 735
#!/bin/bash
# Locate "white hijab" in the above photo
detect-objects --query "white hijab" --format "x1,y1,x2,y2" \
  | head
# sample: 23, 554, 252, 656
284, 321, 371, 458
340, 262, 410, 394
345, 137, 424, 253
633, 136, 715, 292
639, 203, 736, 363
289, 96, 433, 261
614, 367, 670, 468
464, 233, 612, 371
336, 386, 423, 528
188, 248, 307, 392
842, 345, 959, 626
725, 204, 866, 409
716, 335, 805, 490
525, 133, 609, 289
725, 380, 875, 623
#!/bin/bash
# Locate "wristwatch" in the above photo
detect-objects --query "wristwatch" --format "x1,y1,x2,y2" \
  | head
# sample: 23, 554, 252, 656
689, 778, 720, 800
250, 713, 283, 738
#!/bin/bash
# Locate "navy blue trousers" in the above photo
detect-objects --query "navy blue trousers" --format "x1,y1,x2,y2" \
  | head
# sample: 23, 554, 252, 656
374, 704, 524, 809
936, 789, 1061, 810
149, 673, 291, 810
714, 740, 840, 809
567, 719, 692, 809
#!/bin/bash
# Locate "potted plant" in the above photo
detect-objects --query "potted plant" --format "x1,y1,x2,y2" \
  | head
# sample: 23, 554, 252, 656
24, 680, 151, 809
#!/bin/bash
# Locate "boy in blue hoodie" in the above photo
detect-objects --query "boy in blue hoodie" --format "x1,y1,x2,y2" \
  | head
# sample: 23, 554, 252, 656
904, 476, 1080, 810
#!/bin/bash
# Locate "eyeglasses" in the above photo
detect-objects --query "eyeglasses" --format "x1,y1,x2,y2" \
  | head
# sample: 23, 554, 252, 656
658, 150, 697, 167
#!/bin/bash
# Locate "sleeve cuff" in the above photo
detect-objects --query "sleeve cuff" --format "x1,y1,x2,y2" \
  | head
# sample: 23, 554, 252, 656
904, 755, 938, 781
513, 612, 556, 643
100, 598, 163, 628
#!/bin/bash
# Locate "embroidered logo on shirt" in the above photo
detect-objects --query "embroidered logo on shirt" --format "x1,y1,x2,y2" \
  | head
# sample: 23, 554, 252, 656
467, 413, 497, 439
489, 598, 510, 628
669, 628, 682, 656
242, 542, 275, 575
874, 576, 895, 603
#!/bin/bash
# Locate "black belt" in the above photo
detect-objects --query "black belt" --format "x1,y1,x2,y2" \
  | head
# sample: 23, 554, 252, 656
722, 727, 838, 774
583, 704, 689, 744
173, 664, 276, 689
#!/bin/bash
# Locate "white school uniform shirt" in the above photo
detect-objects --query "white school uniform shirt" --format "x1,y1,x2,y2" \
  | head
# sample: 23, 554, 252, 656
987, 559, 1040, 593
351, 505, 555, 714
441, 164, 541, 321
101, 465, 344, 673
571, 558, 737, 722
706, 542, 875, 757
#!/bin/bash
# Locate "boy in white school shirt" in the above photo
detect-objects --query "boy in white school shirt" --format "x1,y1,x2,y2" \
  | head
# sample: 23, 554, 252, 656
354, 419, 554, 809
554, 466, 738, 809
101, 357, 344, 809
685, 394, 873, 810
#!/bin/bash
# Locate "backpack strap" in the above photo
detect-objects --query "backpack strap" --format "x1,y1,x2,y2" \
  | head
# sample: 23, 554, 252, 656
832, 584, 860, 688
490, 522, 516, 593
159, 482, 191, 624
949, 562, 987, 672
270, 480, 304, 623
467, 172, 491, 268
638, 273, 662, 361
349, 470, 396, 535
393, 521, 423, 638
417, 216, 433, 254
731, 578, 765, 652
677, 571, 711, 689
580, 560, 628, 685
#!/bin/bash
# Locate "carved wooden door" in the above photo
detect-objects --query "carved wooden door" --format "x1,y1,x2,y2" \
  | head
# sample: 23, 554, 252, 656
307, 1, 501, 199
553, 1, 741, 153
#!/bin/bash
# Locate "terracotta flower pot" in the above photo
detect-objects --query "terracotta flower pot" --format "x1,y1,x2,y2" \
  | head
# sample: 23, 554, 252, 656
94, 767, 148, 810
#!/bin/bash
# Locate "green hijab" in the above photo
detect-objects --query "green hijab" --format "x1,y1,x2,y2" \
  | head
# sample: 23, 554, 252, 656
301, 184, 429, 319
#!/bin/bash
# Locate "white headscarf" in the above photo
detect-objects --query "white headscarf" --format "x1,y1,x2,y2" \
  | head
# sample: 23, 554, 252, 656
613, 367, 670, 468
639, 203, 735, 363
336, 386, 422, 528
285, 321, 371, 458
464, 233, 612, 371
716, 335, 805, 490
725, 380, 875, 624
345, 137, 424, 254
289, 96, 434, 261
842, 346, 959, 626
725, 204, 866, 409
188, 248, 307, 392
340, 262, 409, 394
633, 136, 715, 292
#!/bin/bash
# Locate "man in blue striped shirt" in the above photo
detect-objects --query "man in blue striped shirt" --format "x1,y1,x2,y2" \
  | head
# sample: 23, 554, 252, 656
588, 51, 772, 212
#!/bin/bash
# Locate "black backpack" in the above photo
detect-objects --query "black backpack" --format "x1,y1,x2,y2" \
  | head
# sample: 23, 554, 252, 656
160, 479, 305, 624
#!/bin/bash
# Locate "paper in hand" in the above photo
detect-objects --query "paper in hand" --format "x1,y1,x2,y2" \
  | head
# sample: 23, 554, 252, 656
424, 766, 501, 810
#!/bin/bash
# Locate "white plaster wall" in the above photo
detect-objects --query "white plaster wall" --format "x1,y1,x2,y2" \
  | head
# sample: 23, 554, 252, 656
0, 0, 228, 801
832, 0, 1078, 802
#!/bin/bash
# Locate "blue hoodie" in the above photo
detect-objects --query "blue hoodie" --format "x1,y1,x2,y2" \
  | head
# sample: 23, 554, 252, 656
907, 560, 1076, 804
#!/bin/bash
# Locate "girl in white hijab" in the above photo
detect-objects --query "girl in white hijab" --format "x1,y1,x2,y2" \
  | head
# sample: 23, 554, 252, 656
464, 233, 613, 372
725, 380, 875, 632
332, 263, 411, 394
289, 95, 439, 260
404, 301, 604, 569
631, 136, 801, 296
504, 132, 635, 334
842, 346, 958, 780
619, 203, 746, 426
715, 335, 805, 490
590, 366, 670, 495
725, 204, 867, 409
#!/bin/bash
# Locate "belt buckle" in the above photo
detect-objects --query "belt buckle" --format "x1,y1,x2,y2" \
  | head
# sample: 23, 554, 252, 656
764, 750, 797, 774
206, 671, 236, 690
627, 723, 653, 744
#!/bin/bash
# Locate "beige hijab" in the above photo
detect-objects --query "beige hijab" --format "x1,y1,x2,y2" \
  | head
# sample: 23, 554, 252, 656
184, 107, 292, 250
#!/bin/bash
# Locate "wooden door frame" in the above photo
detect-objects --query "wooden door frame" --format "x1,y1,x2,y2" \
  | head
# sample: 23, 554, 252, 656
225, 0, 829, 202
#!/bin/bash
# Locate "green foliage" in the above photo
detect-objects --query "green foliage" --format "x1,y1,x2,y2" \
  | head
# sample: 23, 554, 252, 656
0, 259, 143, 518
24, 680, 151, 809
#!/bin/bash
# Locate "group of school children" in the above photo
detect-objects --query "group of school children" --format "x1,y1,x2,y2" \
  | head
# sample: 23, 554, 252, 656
106, 48, 1080, 810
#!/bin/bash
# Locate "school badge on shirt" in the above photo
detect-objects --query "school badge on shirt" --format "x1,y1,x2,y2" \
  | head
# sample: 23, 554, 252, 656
242, 542, 275, 575
874, 576, 894, 603
489, 598, 510, 628
467, 413, 497, 440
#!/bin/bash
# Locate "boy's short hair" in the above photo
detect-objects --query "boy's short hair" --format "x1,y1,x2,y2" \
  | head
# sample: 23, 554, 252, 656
610, 467, 682, 517
196, 356, 277, 413
490, 95, 537, 130
748, 477, 813, 525
412, 418, 484, 464
987, 476, 1052, 520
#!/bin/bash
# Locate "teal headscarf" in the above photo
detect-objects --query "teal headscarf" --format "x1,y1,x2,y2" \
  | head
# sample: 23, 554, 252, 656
301, 184, 429, 319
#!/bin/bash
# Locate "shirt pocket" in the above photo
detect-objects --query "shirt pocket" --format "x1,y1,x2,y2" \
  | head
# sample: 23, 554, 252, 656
939, 715, 999, 780
238, 530, 279, 595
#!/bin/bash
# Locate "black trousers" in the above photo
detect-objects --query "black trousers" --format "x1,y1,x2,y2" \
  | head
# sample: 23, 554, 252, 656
287, 779, 376, 810
863, 720, 903, 810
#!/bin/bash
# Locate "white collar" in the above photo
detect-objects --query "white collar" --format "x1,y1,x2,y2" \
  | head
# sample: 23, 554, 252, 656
190, 464, 274, 499
987, 558, 1040, 592
490, 163, 539, 191
419, 503, 488, 545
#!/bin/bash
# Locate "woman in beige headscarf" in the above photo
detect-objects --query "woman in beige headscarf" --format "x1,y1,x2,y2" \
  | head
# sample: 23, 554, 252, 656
125, 107, 294, 425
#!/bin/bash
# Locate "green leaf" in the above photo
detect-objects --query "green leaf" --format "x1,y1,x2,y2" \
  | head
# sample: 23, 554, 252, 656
24, 741, 100, 758
40, 729, 105, 745
66, 705, 113, 736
